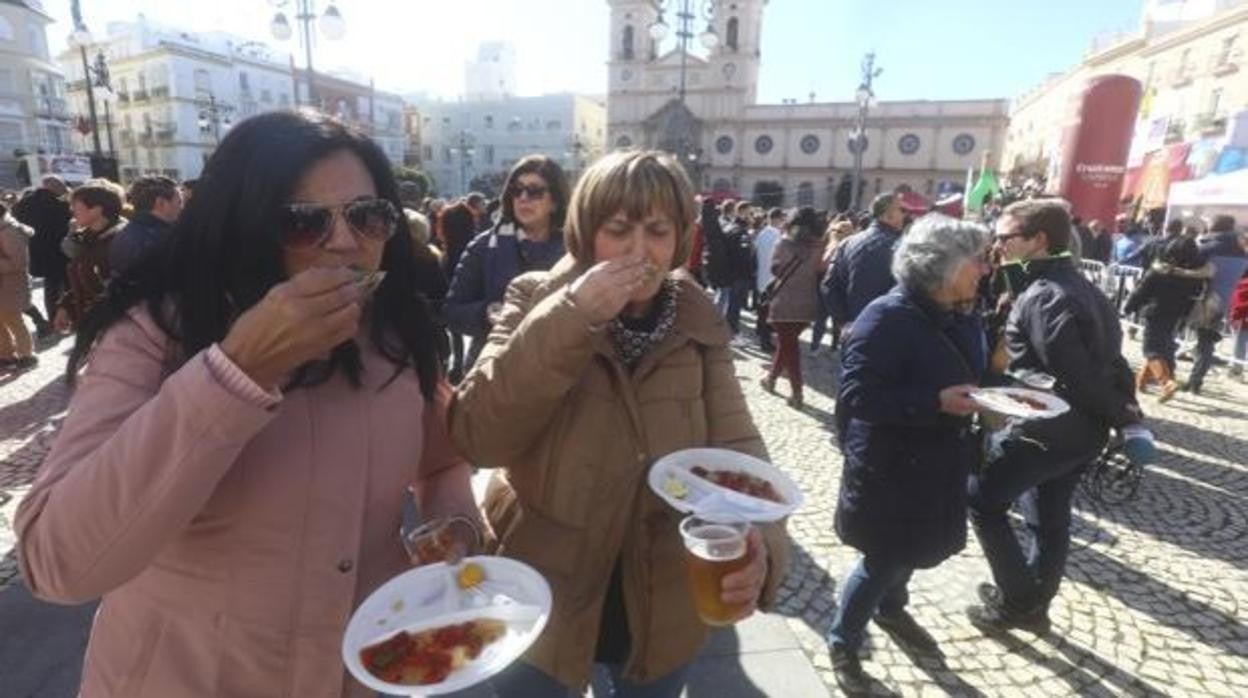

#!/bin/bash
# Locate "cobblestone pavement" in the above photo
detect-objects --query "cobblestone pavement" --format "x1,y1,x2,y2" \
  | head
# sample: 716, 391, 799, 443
740, 325, 1248, 697
2, 318, 1247, 696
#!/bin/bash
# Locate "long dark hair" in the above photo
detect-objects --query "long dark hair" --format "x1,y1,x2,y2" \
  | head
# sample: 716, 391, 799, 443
68, 110, 441, 400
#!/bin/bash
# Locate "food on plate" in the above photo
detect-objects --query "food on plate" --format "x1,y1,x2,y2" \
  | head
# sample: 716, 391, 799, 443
1007, 393, 1048, 411
457, 562, 485, 590
662, 476, 690, 500
360, 618, 507, 686
690, 465, 783, 504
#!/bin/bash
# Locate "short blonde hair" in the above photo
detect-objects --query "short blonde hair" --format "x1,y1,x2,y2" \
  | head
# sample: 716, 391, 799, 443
564, 150, 695, 269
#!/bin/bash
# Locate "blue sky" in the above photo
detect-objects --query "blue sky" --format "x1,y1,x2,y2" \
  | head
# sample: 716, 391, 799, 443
43, 0, 1145, 103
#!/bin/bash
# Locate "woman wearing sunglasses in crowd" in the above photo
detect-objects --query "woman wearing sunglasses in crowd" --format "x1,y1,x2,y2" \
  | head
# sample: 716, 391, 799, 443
451, 151, 790, 697
16, 111, 482, 698
444, 155, 569, 372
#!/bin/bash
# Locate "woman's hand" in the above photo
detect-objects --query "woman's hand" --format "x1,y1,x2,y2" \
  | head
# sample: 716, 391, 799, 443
939, 384, 980, 417
220, 267, 367, 391
569, 256, 652, 324
721, 527, 769, 622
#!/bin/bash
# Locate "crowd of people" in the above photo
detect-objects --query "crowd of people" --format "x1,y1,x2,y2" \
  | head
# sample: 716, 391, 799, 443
4, 107, 1247, 697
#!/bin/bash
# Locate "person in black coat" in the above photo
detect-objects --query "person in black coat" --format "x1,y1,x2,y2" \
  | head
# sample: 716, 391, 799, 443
968, 199, 1145, 634
1123, 237, 1207, 400
828, 215, 990, 693
12, 176, 71, 328
823, 192, 907, 338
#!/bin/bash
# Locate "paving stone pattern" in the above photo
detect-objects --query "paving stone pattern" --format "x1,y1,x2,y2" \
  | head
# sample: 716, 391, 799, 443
738, 326, 1248, 697
2, 314, 1247, 696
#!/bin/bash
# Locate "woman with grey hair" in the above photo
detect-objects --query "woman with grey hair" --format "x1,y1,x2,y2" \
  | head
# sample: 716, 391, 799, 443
828, 214, 990, 692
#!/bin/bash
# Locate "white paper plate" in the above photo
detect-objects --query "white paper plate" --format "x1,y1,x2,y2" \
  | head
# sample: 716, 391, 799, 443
342, 556, 552, 696
970, 387, 1070, 420
647, 448, 803, 522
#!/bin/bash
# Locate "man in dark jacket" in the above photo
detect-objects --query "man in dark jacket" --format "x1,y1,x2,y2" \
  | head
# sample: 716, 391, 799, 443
13, 175, 71, 331
1077, 218, 1112, 264
109, 175, 182, 277
967, 199, 1145, 633
704, 200, 754, 333
824, 193, 907, 337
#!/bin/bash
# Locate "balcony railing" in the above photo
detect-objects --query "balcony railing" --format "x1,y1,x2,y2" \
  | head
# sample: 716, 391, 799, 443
1192, 112, 1228, 136
1168, 67, 1194, 87
132, 90, 150, 103
117, 92, 130, 103
35, 98, 70, 120
1210, 49, 1242, 76
150, 86, 170, 99
1164, 119, 1187, 144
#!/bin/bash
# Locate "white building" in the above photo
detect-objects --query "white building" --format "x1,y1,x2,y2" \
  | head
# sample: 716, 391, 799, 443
416, 93, 606, 197
0, 0, 70, 187
1004, 0, 1248, 178
606, 0, 1008, 209
60, 18, 295, 183
465, 41, 517, 102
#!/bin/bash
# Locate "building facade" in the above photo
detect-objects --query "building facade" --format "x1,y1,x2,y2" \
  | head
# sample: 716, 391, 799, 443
61, 18, 295, 183
0, 0, 69, 187
415, 93, 606, 197
1004, 0, 1248, 179
605, 0, 1008, 209
293, 69, 407, 167
465, 41, 517, 102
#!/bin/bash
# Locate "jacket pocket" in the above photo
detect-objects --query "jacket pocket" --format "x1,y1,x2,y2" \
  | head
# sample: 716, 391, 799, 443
82, 599, 169, 697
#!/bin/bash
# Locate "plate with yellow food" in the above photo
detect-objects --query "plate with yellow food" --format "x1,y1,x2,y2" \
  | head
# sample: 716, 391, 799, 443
342, 556, 551, 696
648, 448, 804, 522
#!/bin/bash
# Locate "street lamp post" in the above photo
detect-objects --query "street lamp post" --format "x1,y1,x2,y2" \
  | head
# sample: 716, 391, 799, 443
450, 130, 475, 196
850, 52, 882, 212
69, 33, 102, 157
648, 0, 718, 105
198, 95, 235, 144
269, 0, 346, 110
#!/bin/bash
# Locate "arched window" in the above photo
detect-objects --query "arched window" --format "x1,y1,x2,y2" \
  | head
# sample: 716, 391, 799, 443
622, 25, 635, 60
726, 18, 739, 51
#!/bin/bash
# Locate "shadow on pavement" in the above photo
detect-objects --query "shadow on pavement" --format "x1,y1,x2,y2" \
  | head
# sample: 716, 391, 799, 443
0, 577, 97, 698
1143, 413, 1248, 465
0, 377, 70, 445
976, 625, 1167, 697
1067, 543, 1248, 657
1073, 452, 1248, 573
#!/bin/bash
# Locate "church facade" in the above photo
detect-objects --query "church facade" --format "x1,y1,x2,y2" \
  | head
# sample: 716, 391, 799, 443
605, 0, 1010, 210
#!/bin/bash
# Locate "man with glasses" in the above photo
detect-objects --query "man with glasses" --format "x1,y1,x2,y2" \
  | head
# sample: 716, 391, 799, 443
966, 199, 1146, 633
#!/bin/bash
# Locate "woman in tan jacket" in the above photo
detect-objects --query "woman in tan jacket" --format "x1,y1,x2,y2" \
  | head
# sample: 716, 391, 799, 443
450, 150, 790, 697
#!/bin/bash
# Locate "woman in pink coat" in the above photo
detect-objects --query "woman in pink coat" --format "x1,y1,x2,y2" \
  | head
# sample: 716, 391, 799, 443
15, 111, 482, 697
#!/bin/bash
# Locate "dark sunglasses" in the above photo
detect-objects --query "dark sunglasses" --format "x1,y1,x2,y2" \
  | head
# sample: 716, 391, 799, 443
279, 199, 399, 249
508, 184, 549, 200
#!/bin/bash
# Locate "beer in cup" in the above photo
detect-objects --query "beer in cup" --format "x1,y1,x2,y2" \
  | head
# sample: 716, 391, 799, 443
680, 514, 750, 626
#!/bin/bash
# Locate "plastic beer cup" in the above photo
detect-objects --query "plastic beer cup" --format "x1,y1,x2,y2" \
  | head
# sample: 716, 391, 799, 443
680, 514, 751, 626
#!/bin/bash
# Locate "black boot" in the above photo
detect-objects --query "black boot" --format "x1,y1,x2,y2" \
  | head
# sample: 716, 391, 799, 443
829, 644, 872, 695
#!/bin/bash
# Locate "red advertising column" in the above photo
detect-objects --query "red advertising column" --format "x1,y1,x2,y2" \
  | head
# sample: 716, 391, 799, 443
1051, 75, 1142, 226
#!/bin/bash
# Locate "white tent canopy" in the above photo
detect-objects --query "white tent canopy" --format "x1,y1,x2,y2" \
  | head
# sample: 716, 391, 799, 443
1165, 168, 1248, 225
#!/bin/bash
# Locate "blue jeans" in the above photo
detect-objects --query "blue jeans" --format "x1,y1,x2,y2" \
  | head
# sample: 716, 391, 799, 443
968, 444, 1089, 613
715, 281, 749, 334
490, 660, 692, 698
826, 555, 914, 651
